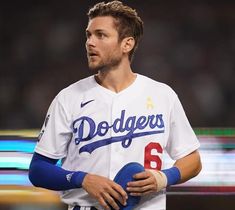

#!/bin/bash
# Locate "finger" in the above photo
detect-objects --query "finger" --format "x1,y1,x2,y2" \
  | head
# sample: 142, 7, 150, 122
97, 195, 111, 210
127, 177, 153, 187
127, 183, 153, 193
112, 183, 128, 205
127, 179, 148, 187
102, 192, 119, 210
108, 187, 126, 206
128, 183, 156, 196
130, 189, 154, 196
132, 171, 150, 179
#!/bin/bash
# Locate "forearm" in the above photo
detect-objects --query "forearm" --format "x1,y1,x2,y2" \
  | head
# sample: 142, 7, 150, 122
28, 153, 87, 191
173, 150, 202, 183
148, 150, 202, 190
127, 150, 201, 196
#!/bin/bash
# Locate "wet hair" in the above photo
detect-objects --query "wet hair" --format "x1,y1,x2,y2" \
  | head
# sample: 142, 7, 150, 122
87, 1, 144, 62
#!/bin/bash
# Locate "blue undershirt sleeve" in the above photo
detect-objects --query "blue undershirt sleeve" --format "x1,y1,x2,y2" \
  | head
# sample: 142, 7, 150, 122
28, 152, 87, 191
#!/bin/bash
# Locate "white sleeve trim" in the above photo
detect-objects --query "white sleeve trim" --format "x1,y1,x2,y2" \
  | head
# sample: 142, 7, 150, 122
171, 141, 200, 160
35, 146, 66, 159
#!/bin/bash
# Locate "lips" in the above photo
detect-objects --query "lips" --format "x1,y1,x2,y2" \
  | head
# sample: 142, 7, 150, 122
87, 51, 99, 57
89, 53, 98, 57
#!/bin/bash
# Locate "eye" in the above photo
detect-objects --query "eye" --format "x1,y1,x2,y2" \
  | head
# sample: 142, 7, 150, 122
97, 32, 106, 39
86, 31, 91, 39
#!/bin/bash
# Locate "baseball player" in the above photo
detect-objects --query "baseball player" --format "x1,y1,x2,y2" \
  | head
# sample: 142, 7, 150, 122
29, 1, 202, 210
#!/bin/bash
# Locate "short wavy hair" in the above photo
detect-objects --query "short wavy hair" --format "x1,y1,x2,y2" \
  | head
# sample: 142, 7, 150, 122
87, 1, 144, 62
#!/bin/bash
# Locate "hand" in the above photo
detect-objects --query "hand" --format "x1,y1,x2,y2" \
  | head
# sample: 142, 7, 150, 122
82, 174, 128, 210
126, 170, 158, 196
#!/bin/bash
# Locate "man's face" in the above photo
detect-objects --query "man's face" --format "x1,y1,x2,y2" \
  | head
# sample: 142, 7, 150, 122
85, 16, 123, 71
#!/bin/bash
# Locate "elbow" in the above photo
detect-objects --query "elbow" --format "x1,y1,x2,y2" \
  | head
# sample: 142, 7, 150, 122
192, 151, 202, 178
193, 160, 202, 178
28, 162, 41, 187
195, 157, 202, 176
28, 166, 36, 187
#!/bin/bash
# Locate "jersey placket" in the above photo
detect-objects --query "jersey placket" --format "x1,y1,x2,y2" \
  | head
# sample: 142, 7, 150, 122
109, 94, 125, 179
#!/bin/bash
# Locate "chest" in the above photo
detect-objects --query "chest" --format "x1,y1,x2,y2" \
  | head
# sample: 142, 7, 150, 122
71, 90, 171, 151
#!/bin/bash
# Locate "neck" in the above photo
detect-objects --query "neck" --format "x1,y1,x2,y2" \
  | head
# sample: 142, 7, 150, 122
95, 62, 136, 93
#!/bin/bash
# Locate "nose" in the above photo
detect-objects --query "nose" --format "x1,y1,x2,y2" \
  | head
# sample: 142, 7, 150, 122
86, 35, 95, 47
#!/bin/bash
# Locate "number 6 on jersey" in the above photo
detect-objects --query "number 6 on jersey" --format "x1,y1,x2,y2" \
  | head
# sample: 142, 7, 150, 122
144, 142, 163, 170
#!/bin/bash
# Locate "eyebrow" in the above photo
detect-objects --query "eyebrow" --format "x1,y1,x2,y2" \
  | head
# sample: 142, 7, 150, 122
86, 29, 108, 34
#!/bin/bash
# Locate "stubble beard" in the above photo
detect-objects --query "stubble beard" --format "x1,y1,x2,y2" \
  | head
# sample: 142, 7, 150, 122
88, 54, 122, 73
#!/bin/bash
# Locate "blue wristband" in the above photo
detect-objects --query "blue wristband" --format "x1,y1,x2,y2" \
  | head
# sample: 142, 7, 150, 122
162, 167, 181, 186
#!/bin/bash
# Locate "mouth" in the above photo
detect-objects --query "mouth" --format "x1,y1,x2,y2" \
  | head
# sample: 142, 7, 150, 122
87, 51, 99, 58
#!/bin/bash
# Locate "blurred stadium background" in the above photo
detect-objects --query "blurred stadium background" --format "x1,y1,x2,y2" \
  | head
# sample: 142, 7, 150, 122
0, 0, 235, 209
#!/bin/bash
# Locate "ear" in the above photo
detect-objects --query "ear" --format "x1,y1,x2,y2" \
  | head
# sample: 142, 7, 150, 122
121, 37, 135, 53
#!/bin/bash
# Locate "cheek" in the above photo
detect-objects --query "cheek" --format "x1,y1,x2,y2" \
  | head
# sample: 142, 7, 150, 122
100, 46, 114, 57
108, 44, 122, 55
99, 41, 122, 58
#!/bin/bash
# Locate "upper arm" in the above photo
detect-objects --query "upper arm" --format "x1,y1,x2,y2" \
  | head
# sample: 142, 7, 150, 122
30, 152, 59, 165
166, 96, 200, 160
35, 96, 72, 159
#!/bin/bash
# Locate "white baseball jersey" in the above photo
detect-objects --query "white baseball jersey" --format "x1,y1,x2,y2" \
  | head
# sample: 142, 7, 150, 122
35, 74, 200, 210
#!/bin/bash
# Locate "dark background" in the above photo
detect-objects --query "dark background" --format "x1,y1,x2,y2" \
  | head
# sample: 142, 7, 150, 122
0, 0, 234, 129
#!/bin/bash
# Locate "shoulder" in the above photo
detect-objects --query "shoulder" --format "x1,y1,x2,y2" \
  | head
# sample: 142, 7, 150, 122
57, 75, 94, 98
61, 75, 95, 95
137, 74, 177, 97
52, 75, 96, 110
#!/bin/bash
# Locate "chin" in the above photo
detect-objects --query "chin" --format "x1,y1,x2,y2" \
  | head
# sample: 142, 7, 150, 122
88, 64, 101, 73
88, 62, 106, 72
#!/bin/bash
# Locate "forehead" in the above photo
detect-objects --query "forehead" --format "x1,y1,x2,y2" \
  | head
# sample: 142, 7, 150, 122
86, 16, 118, 32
